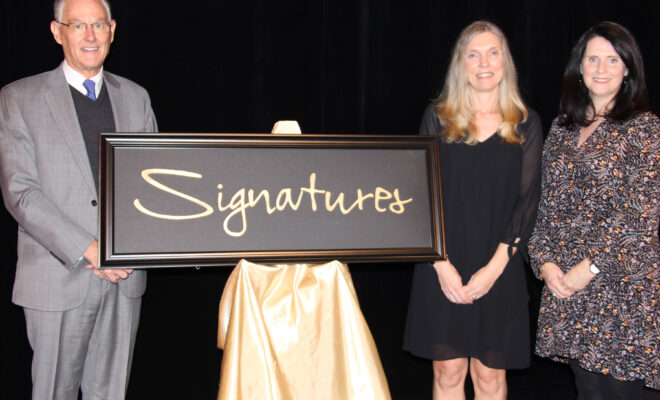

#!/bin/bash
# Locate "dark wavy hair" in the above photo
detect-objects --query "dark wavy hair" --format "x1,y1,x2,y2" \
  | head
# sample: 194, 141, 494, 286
559, 21, 648, 127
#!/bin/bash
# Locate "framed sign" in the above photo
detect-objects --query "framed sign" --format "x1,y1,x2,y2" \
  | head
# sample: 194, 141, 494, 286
99, 133, 445, 268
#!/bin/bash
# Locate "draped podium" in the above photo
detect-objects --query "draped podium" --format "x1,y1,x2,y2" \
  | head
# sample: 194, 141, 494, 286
217, 260, 391, 399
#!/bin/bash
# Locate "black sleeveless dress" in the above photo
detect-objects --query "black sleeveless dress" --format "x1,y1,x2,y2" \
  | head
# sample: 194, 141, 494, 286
403, 103, 543, 369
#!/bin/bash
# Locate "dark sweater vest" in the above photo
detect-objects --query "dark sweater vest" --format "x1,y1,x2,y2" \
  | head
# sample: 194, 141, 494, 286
70, 83, 115, 191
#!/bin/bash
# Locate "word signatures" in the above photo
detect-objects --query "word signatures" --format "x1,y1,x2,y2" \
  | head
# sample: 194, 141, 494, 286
133, 168, 413, 237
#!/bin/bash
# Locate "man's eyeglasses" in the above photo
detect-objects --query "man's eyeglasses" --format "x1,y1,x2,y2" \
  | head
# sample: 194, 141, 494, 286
56, 21, 112, 34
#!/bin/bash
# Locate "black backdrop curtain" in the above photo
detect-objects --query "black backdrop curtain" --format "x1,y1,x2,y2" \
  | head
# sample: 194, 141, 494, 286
1, 1, 658, 399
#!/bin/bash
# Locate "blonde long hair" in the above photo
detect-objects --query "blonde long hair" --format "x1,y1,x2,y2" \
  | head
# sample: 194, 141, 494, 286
436, 21, 527, 144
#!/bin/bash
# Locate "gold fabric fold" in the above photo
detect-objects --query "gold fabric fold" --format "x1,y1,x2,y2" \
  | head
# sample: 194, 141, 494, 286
218, 259, 391, 400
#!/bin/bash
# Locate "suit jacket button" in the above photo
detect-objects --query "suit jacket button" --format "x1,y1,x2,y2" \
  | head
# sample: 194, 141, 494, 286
91, 200, 98, 206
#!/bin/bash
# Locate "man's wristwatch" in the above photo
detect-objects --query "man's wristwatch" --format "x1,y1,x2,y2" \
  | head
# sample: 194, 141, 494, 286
589, 263, 600, 275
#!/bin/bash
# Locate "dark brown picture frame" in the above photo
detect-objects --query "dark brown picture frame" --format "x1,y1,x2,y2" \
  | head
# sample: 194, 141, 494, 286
99, 133, 445, 268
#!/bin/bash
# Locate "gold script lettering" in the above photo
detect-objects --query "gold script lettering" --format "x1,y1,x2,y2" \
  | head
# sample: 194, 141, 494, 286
299, 173, 325, 211
389, 189, 413, 214
133, 169, 214, 220
325, 189, 374, 213
374, 187, 392, 212
135, 170, 415, 238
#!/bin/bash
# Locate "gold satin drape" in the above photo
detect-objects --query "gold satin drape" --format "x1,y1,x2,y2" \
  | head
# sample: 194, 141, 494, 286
217, 259, 391, 400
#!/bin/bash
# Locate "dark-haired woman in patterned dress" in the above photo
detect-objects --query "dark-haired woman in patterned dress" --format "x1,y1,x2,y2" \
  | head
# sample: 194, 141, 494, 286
529, 21, 659, 399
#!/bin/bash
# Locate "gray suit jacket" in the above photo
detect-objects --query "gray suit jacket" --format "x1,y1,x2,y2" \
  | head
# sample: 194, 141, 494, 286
0, 64, 158, 311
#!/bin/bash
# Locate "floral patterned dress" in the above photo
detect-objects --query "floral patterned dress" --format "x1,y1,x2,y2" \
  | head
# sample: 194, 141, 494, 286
528, 112, 660, 388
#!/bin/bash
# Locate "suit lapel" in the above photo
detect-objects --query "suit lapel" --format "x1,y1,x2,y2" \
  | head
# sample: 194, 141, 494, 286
104, 73, 127, 131
44, 66, 97, 195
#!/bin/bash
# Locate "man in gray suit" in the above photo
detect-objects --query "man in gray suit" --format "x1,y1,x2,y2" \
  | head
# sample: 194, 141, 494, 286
0, 0, 157, 398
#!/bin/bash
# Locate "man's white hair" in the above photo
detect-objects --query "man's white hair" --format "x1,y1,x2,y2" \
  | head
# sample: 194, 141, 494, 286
54, 0, 112, 22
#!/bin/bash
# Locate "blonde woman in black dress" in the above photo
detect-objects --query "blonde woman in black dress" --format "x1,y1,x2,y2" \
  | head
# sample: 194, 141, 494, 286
404, 21, 542, 399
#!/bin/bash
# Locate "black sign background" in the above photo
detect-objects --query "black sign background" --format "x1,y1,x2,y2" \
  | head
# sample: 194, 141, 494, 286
100, 134, 445, 268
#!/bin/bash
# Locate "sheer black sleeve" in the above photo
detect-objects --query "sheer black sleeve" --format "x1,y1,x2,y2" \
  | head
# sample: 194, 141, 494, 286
500, 110, 544, 261
418, 102, 443, 136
